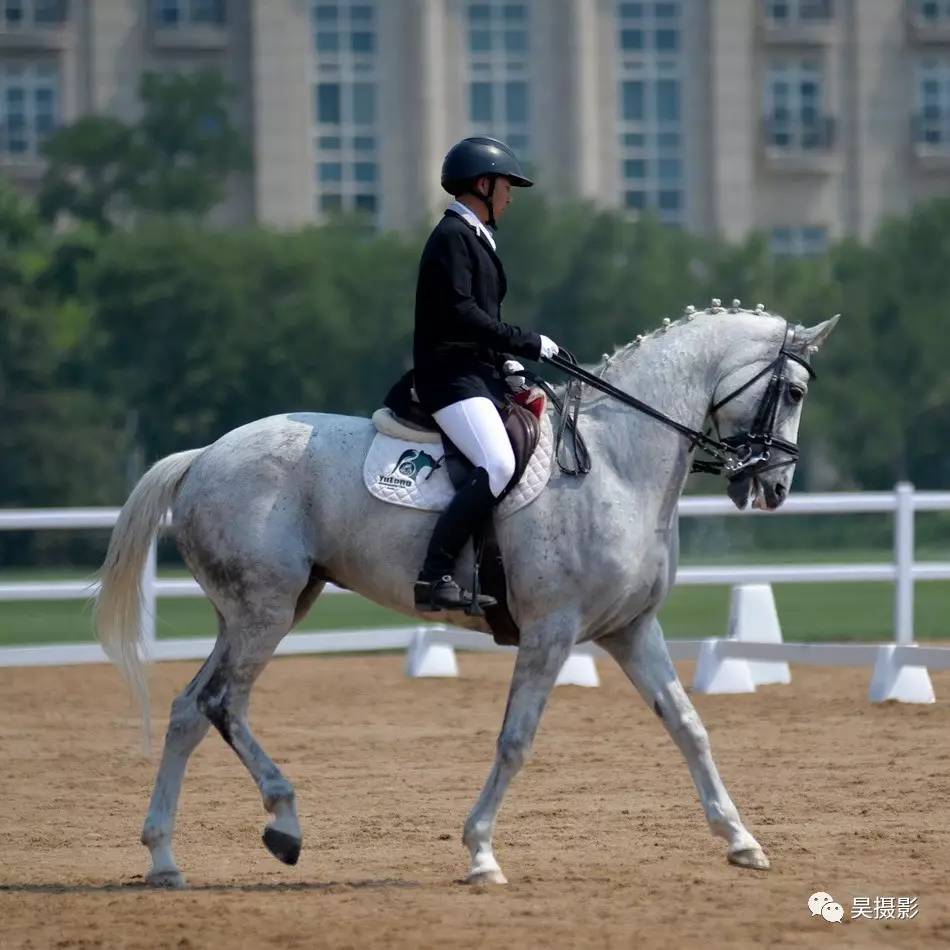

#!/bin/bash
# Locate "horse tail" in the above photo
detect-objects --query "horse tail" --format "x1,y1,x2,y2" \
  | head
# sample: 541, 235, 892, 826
95, 447, 204, 752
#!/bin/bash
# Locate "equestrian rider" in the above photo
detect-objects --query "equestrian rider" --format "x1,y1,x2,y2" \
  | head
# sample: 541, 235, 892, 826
412, 136, 559, 612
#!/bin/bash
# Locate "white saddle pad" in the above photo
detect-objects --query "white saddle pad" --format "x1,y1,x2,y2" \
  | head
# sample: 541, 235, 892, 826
363, 412, 553, 518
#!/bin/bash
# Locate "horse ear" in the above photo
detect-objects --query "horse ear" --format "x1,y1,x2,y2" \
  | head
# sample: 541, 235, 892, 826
795, 314, 840, 355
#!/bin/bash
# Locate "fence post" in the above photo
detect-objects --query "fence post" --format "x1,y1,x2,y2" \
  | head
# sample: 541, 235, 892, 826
893, 481, 915, 645
142, 539, 157, 655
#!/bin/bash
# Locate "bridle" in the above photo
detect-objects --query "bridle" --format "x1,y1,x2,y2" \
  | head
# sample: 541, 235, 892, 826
699, 323, 816, 479
534, 322, 816, 481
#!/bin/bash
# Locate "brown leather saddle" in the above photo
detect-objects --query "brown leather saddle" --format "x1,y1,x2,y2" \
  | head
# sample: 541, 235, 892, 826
382, 370, 543, 646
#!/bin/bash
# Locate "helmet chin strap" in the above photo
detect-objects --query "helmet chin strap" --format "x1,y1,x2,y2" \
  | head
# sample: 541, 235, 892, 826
469, 176, 498, 230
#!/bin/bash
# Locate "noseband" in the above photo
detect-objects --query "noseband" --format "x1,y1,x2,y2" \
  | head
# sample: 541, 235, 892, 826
698, 323, 816, 480
538, 322, 816, 480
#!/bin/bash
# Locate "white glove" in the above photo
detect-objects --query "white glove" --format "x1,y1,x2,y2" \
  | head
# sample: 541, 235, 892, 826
539, 334, 559, 360
502, 359, 527, 392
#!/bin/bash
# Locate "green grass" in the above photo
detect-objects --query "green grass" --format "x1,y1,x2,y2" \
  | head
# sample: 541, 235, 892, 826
0, 562, 947, 646
0, 579, 412, 646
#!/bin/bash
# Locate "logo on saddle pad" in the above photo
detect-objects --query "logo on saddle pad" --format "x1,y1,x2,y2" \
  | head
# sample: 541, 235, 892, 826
376, 449, 440, 490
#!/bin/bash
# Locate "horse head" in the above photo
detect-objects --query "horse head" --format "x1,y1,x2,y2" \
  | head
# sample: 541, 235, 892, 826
710, 314, 839, 511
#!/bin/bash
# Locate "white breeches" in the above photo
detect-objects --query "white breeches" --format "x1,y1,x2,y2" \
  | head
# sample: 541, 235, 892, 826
433, 396, 515, 498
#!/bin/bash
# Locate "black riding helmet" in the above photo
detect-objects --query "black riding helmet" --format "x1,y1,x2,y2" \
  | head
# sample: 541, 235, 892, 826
441, 136, 533, 229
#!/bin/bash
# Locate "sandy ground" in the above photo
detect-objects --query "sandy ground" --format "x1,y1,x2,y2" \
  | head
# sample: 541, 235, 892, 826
2, 651, 950, 949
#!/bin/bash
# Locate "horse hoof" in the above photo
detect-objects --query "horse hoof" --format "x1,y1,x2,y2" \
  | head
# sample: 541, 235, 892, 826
465, 868, 508, 885
145, 869, 187, 889
728, 847, 770, 871
263, 826, 302, 866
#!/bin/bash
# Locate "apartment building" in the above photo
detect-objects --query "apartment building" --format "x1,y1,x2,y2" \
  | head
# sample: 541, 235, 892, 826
1, 0, 948, 252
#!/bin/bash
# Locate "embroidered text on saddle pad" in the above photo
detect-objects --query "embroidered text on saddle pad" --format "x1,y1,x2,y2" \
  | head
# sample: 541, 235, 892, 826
363, 413, 553, 517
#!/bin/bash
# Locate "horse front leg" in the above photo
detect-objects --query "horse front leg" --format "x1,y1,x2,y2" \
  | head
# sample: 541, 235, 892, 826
462, 616, 576, 884
600, 614, 770, 870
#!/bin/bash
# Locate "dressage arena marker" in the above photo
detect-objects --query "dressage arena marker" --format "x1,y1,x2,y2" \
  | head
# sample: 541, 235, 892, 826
405, 628, 459, 678
693, 583, 788, 694
554, 652, 600, 688
404, 625, 599, 687
692, 639, 757, 694
727, 583, 791, 686
869, 644, 935, 704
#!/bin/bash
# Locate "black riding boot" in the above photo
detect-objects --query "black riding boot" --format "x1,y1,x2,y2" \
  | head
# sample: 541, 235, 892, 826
414, 467, 498, 612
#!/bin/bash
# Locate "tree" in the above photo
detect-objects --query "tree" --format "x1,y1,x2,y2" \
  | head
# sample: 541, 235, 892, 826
37, 116, 135, 230
814, 200, 950, 489
86, 218, 417, 460
0, 182, 129, 564
127, 69, 251, 217
38, 68, 250, 230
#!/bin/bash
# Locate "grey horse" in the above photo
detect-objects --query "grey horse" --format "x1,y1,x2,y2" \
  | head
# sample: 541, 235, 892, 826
96, 305, 838, 888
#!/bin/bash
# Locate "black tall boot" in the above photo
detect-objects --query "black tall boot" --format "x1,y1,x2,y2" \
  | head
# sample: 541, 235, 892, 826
414, 467, 498, 612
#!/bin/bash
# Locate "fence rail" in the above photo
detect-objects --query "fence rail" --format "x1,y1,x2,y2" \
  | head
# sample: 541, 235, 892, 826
1, 483, 948, 669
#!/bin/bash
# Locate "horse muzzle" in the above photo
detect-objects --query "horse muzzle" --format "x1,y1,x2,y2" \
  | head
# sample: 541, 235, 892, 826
726, 474, 788, 511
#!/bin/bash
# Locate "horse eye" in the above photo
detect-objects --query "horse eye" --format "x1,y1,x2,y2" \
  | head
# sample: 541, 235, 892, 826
788, 384, 806, 404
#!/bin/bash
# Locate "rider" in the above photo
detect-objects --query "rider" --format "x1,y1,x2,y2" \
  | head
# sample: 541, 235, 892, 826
412, 136, 559, 612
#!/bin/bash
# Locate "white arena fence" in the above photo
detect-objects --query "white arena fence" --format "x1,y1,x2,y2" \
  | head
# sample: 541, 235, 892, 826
1, 483, 949, 702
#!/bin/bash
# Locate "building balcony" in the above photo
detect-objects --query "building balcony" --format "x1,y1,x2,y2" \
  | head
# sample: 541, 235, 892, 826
0, 23, 70, 50
906, 2, 950, 43
149, 24, 228, 51
912, 114, 950, 170
761, 116, 841, 173
761, 0, 837, 45
0, 154, 45, 184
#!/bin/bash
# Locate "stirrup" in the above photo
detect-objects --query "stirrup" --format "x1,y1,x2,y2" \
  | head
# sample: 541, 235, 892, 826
414, 575, 497, 613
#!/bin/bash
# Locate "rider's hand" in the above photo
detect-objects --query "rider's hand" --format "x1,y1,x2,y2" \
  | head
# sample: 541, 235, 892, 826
539, 335, 559, 360
502, 359, 527, 392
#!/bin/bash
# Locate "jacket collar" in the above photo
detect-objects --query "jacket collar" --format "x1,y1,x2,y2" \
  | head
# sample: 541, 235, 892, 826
445, 200, 496, 251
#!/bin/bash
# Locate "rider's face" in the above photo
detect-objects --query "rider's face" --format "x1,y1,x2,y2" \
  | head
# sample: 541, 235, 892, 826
492, 176, 513, 219
474, 176, 513, 220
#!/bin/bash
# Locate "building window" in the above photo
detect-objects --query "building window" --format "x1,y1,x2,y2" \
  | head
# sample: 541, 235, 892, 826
314, 4, 376, 64
190, 0, 224, 24
764, 0, 833, 23
312, 2, 379, 221
2, 0, 68, 26
764, 59, 833, 149
465, 1, 531, 156
916, 59, 950, 147
152, 0, 225, 27
913, 0, 950, 22
316, 83, 340, 123
616, 1, 685, 225
0, 62, 58, 156
770, 225, 828, 257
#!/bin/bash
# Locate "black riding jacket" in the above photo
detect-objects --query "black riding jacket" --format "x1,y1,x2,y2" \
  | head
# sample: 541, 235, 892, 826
412, 209, 541, 413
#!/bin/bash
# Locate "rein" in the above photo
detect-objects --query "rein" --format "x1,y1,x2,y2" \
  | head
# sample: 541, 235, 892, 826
536, 323, 816, 481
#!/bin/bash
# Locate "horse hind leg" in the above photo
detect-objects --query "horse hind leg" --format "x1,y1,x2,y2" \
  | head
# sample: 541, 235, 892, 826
142, 636, 225, 888
197, 602, 304, 867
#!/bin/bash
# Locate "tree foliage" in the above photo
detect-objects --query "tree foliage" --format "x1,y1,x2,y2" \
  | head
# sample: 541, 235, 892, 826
38, 69, 250, 230
0, 183, 128, 565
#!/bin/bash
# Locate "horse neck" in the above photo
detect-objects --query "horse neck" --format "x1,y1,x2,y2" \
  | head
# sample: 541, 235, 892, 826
585, 313, 781, 509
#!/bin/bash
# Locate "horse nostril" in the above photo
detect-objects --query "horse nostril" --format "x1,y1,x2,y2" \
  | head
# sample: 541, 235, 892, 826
774, 483, 787, 500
